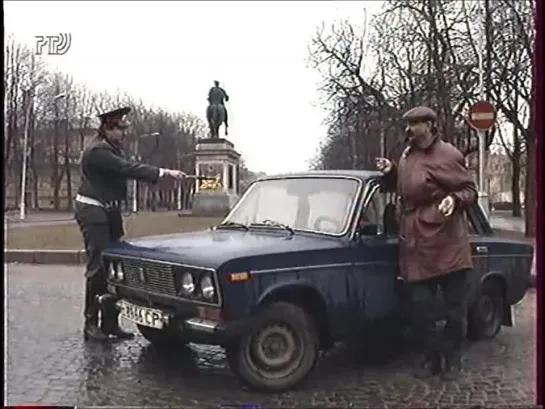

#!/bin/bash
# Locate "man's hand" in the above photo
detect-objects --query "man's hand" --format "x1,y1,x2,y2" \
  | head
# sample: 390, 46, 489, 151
163, 169, 187, 180
438, 195, 455, 217
375, 157, 393, 174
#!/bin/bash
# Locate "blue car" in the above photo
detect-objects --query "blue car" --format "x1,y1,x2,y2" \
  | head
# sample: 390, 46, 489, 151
102, 170, 533, 392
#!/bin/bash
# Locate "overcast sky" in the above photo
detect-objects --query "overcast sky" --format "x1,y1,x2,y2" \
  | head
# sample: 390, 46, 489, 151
4, 1, 384, 174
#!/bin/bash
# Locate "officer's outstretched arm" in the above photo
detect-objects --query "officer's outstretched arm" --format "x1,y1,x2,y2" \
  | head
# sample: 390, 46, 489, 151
88, 147, 160, 183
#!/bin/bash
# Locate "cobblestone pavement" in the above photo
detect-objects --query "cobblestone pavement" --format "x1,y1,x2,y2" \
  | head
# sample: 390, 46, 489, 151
5, 264, 537, 408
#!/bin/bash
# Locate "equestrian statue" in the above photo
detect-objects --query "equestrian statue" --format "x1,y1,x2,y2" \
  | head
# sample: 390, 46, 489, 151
206, 80, 229, 139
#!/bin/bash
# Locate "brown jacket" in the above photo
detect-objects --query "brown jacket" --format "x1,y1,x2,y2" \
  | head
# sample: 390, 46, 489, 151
385, 137, 477, 282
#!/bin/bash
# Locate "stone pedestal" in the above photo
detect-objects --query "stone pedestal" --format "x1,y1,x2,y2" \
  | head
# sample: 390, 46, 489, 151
191, 138, 241, 217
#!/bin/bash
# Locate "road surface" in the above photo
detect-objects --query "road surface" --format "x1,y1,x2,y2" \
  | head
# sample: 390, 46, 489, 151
5, 264, 537, 407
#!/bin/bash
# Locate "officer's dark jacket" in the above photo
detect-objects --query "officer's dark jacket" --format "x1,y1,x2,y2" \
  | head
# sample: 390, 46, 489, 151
77, 136, 160, 203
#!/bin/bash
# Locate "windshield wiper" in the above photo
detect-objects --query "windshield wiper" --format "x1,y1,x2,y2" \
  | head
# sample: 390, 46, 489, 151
251, 219, 295, 235
215, 221, 249, 231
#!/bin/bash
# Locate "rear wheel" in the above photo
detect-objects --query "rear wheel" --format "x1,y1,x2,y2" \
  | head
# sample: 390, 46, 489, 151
226, 302, 319, 392
137, 325, 189, 348
467, 280, 505, 340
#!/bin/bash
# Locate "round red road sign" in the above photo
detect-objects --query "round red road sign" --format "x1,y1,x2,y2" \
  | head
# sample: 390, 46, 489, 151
467, 101, 497, 131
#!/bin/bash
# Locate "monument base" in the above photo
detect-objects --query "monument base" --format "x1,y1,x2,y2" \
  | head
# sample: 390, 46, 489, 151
192, 191, 239, 217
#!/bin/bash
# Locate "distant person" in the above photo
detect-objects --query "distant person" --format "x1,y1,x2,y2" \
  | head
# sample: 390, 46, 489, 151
207, 80, 230, 127
376, 106, 477, 381
75, 107, 186, 342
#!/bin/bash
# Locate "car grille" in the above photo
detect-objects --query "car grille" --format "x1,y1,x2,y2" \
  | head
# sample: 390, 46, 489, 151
121, 259, 177, 296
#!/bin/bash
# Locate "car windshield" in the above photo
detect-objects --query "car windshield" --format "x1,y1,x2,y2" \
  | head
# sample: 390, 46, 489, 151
223, 177, 360, 235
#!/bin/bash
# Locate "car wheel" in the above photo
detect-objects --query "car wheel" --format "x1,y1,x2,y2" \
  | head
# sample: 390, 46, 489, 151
137, 325, 189, 348
225, 302, 319, 392
467, 280, 505, 340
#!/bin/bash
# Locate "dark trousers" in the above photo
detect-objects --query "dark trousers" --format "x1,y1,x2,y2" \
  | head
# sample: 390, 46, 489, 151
407, 269, 469, 359
75, 203, 124, 328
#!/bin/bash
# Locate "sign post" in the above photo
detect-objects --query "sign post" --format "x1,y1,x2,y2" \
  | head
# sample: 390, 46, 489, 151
467, 100, 497, 218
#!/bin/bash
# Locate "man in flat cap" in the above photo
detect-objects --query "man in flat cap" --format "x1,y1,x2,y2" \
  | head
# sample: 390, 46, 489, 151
75, 107, 186, 342
376, 106, 477, 381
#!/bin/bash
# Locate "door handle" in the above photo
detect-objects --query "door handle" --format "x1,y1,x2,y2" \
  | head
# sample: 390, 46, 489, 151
475, 246, 488, 254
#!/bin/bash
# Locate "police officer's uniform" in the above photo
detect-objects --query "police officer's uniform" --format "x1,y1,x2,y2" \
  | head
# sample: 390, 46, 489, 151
75, 107, 163, 342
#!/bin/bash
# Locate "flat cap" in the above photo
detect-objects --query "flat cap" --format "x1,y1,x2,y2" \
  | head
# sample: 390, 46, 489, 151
97, 107, 131, 128
402, 106, 437, 122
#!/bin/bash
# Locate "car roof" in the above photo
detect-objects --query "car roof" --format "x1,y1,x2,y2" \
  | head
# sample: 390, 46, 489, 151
257, 169, 383, 182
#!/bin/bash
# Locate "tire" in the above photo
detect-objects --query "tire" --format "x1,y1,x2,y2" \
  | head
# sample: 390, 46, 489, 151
225, 302, 319, 392
137, 325, 189, 348
467, 280, 505, 340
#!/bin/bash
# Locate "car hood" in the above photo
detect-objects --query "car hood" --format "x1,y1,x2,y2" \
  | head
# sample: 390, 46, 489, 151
103, 228, 348, 270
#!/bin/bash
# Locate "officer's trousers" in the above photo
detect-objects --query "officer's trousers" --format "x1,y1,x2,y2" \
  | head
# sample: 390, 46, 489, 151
75, 203, 124, 328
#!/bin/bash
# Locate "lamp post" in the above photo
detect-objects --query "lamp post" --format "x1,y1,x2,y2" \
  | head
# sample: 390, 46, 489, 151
132, 132, 160, 213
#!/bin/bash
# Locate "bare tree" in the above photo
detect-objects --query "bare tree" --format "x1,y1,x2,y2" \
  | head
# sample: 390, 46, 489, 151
309, 0, 536, 236
3, 38, 244, 213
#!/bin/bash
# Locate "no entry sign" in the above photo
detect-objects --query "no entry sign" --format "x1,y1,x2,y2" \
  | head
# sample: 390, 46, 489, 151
468, 101, 497, 131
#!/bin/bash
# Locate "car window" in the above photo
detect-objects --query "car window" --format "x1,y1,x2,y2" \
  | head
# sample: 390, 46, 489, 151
358, 185, 387, 235
358, 182, 480, 237
226, 177, 360, 235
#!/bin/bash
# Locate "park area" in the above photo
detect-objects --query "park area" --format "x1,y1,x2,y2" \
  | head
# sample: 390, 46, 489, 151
5, 211, 531, 250
5, 212, 222, 249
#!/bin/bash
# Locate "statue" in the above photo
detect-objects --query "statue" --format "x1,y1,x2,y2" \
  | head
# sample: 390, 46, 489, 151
206, 80, 229, 139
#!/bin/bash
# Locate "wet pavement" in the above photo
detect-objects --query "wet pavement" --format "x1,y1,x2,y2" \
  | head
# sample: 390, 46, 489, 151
5, 264, 537, 408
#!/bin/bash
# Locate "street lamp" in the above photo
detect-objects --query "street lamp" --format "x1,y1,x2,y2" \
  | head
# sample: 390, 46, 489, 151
132, 132, 160, 213
19, 91, 68, 220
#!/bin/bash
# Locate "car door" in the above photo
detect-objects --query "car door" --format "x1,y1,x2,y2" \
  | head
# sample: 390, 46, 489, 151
348, 181, 402, 331
466, 203, 491, 302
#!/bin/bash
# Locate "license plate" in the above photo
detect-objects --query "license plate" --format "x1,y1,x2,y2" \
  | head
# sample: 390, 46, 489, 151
119, 301, 165, 330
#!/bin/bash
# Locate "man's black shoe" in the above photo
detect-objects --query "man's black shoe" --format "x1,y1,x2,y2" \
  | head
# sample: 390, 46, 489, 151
441, 355, 462, 381
414, 353, 442, 379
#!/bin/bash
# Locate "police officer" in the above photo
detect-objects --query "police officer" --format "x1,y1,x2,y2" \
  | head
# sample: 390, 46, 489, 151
75, 107, 186, 342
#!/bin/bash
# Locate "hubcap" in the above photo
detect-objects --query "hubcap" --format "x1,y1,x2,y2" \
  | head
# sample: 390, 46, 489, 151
245, 323, 303, 380
479, 295, 496, 323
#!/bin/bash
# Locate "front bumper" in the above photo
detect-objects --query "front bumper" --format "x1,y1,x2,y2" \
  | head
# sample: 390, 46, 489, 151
108, 283, 249, 344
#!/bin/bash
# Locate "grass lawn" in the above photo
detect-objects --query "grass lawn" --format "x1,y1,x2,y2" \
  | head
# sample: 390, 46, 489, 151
6, 213, 222, 249
5, 213, 533, 250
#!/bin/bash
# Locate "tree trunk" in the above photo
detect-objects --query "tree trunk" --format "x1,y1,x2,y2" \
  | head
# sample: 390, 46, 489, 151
29, 97, 39, 209
52, 93, 61, 210
511, 129, 522, 217
64, 120, 73, 210
524, 135, 536, 237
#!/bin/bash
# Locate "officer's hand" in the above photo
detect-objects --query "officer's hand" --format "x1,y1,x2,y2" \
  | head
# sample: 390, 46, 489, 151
164, 169, 187, 180
375, 157, 393, 174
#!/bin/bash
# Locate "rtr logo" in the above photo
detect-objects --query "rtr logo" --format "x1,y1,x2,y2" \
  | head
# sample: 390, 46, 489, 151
35, 33, 72, 55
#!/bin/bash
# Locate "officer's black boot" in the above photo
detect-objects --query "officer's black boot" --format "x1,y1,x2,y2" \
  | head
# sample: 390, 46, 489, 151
105, 314, 135, 340
441, 352, 462, 381
101, 299, 134, 340
414, 352, 442, 379
83, 315, 108, 342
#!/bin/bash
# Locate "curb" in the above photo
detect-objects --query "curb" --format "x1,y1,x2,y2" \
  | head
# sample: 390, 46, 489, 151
4, 249, 86, 264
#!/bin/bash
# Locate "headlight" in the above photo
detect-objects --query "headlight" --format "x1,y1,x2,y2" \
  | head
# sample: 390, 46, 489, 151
108, 262, 116, 279
200, 275, 215, 300
116, 263, 124, 281
179, 272, 195, 295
